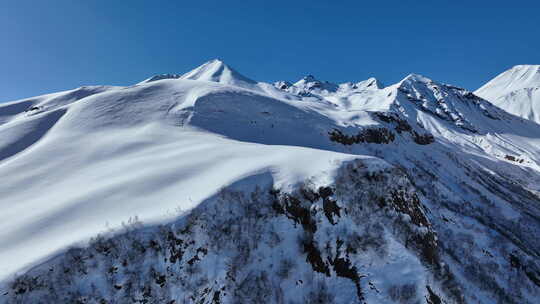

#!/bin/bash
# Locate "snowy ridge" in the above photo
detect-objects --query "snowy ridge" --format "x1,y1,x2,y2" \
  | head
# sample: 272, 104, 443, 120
274, 75, 382, 101
1, 60, 540, 303
394, 73, 506, 133
476, 65, 540, 123
139, 73, 182, 84
0, 86, 116, 125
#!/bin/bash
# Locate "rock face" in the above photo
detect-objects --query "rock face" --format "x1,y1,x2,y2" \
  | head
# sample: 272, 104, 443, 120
1, 60, 540, 303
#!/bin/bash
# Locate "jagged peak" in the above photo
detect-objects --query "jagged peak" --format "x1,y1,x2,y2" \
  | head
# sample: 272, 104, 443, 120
293, 75, 338, 92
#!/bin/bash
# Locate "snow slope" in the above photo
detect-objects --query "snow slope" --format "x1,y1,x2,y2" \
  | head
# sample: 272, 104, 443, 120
1, 60, 540, 303
476, 65, 540, 123
0, 78, 369, 281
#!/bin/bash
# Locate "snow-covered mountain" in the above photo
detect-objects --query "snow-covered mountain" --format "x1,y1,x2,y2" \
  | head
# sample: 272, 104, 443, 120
476, 65, 540, 123
1, 60, 540, 304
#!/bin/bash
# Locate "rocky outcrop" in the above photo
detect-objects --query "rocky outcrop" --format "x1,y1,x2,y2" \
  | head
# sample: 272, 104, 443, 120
2, 160, 460, 304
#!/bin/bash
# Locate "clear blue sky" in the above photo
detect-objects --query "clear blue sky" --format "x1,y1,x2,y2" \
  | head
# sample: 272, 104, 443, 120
1, 0, 539, 102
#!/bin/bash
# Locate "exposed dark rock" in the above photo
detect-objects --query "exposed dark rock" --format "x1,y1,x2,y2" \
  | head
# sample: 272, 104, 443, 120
426, 285, 442, 304
412, 131, 435, 145
525, 270, 540, 287
329, 128, 395, 145
275, 193, 317, 233
301, 235, 330, 276
373, 112, 435, 145
327, 242, 365, 301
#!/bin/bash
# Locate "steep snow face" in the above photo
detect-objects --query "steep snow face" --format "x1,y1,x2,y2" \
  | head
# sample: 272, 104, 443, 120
477, 65, 540, 98
476, 65, 540, 123
489, 87, 540, 122
1, 61, 540, 303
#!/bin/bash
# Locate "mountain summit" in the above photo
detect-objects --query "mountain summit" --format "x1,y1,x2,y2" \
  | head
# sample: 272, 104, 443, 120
139, 59, 257, 88
179, 59, 257, 87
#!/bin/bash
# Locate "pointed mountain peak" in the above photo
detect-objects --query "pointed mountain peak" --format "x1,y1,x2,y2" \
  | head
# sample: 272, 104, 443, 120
185, 58, 226, 73
180, 59, 257, 86
400, 73, 434, 85
138, 59, 257, 88
355, 77, 384, 89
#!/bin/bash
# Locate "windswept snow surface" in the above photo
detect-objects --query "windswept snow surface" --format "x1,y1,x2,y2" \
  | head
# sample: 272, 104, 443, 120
1, 60, 540, 303
0, 78, 373, 280
476, 65, 540, 123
